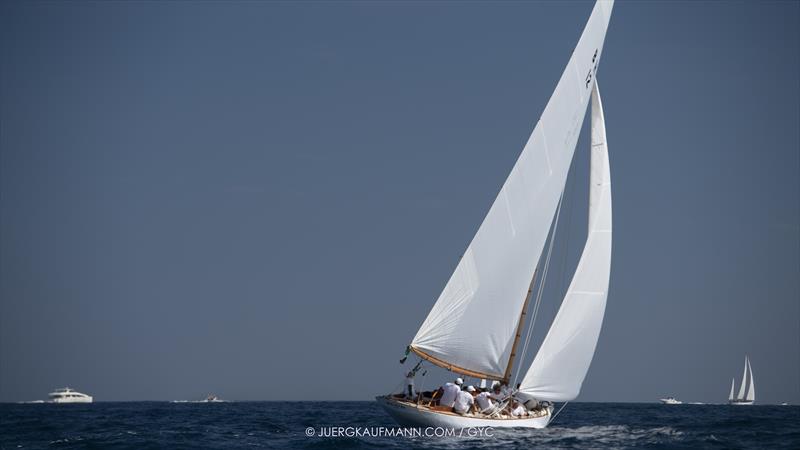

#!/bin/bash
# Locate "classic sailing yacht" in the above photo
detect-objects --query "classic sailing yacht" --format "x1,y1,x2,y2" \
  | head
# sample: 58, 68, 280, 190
729, 355, 755, 405
377, 0, 614, 429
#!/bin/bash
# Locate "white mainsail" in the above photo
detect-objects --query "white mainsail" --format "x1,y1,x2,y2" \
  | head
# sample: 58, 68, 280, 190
517, 81, 612, 402
745, 358, 755, 401
410, 0, 614, 380
728, 378, 735, 401
737, 356, 748, 400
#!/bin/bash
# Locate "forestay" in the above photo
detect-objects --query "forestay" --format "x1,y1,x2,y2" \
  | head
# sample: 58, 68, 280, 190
518, 81, 612, 402
411, 0, 615, 380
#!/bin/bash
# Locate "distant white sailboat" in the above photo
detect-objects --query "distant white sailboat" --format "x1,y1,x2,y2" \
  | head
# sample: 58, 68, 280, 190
377, 0, 615, 429
729, 355, 755, 405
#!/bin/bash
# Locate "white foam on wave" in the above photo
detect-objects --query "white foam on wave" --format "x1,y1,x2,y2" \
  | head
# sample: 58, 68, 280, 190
170, 399, 229, 403
540, 425, 684, 445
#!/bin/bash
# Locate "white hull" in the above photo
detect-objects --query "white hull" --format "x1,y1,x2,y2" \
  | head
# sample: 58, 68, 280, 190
376, 396, 552, 429
48, 388, 93, 403
51, 396, 93, 404
659, 398, 682, 405
729, 400, 754, 406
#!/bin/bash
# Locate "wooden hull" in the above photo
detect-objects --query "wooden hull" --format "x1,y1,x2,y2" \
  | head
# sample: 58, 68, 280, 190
376, 396, 552, 429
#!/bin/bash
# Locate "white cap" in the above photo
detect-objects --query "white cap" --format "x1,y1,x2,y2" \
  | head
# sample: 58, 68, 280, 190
455, 378, 464, 385
466, 385, 476, 392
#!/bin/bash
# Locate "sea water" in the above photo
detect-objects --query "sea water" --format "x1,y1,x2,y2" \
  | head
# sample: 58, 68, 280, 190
1, 401, 798, 448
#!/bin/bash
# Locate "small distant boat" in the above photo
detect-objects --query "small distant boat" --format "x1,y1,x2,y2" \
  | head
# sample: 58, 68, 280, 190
660, 397, 682, 405
729, 355, 755, 405
171, 394, 227, 403
48, 387, 93, 404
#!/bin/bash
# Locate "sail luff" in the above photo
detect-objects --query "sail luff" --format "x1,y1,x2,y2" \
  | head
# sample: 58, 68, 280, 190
745, 358, 755, 401
410, 0, 614, 380
517, 80, 612, 402
728, 378, 735, 401
737, 356, 748, 400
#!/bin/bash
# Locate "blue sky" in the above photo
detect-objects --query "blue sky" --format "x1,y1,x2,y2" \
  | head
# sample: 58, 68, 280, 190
1, 1, 798, 403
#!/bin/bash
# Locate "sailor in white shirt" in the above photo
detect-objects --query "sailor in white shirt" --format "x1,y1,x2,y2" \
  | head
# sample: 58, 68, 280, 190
454, 385, 476, 415
438, 377, 463, 408
474, 390, 494, 414
510, 400, 528, 417
488, 383, 507, 402
404, 371, 415, 399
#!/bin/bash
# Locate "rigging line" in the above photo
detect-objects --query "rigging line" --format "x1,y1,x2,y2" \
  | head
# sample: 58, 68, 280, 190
512, 189, 565, 388
512, 193, 563, 387
549, 401, 570, 425
389, 356, 420, 395
388, 379, 404, 396
558, 155, 577, 296
415, 363, 426, 405
522, 194, 562, 369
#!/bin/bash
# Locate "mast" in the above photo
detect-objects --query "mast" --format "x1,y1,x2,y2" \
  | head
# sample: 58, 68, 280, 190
412, 266, 538, 383
503, 269, 539, 383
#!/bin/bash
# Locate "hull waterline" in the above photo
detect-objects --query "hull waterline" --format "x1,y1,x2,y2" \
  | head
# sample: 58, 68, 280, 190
376, 396, 552, 429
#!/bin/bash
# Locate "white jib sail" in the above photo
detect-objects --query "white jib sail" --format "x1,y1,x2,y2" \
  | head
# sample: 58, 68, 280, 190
410, 0, 615, 380
737, 356, 748, 400
746, 358, 755, 401
729, 378, 735, 401
517, 81, 612, 402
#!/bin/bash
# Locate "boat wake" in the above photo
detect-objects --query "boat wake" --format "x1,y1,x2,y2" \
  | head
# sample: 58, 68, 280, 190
547, 425, 683, 443
170, 400, 228, 403
480, 425, 686, 448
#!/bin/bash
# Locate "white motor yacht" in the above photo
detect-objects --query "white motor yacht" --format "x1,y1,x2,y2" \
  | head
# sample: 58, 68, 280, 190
660, 397, 682, 405
48, 387, 93, 403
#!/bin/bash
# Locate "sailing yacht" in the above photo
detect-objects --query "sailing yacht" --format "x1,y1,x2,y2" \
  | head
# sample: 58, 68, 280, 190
729, 356, 755, 405
377, 0, 615, 429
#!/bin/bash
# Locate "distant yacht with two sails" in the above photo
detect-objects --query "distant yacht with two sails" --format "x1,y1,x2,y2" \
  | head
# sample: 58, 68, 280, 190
729, 355, 755, 405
